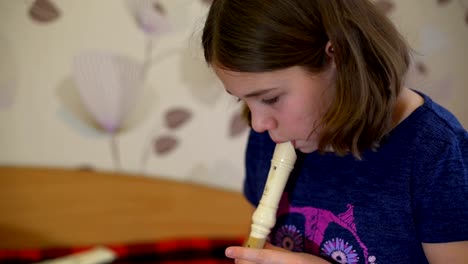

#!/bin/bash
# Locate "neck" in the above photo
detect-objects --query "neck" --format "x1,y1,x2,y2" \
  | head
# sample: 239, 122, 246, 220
390, 88, 424, 129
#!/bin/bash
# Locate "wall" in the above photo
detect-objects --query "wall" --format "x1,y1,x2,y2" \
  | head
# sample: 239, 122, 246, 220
0, 0, 467, 191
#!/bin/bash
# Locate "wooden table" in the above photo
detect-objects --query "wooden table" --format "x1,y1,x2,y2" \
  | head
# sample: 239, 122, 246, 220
0, 166, 252, 249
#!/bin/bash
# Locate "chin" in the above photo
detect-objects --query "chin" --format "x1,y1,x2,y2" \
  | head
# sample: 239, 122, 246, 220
297, 145, 318, 154
299, 149, 316, 154
294, 139, 318, 153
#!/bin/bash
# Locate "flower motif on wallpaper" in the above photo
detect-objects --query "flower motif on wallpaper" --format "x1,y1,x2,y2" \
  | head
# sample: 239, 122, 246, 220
59, 51, 152, 169
28, 0, 60, 23
59, 50, 194, 170
57, 1, 197, 171
126, 0, 171, 36
69, 52, 191, 169
71, 52, 146, 134
44, 0, 247, 171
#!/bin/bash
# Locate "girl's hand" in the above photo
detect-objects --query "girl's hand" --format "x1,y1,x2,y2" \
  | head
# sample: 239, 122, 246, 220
225, 242, 331, 264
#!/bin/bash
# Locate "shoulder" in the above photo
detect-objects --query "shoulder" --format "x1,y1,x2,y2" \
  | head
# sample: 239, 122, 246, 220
401, 93, 468, 243
385, 91, 467, 188
395, 91, 467, 157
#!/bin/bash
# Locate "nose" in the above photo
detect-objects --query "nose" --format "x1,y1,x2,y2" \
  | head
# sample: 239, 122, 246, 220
250, 109, 277, 133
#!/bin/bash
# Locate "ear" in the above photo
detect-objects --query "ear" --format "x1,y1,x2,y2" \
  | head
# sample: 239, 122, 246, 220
325, 41, 334, 58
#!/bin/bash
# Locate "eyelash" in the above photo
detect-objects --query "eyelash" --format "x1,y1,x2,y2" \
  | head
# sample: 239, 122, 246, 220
234, 96, 279, 105
262, 97, 279, 105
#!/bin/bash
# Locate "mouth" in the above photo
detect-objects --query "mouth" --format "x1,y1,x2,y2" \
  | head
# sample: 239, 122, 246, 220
269, 133, 296, 147
271, 138, 297, 148
291, 140, 297, 148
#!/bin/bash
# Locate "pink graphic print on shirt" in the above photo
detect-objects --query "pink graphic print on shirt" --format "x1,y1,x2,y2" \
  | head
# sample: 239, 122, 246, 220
270, 193, 376, 264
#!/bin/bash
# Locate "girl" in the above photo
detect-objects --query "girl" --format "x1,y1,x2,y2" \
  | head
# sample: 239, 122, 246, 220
201, 0, 468, 263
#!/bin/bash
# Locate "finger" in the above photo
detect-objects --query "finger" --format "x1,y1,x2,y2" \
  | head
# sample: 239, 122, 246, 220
234, 259, 256, 264
263, 243, 289, 252
226, 246, 291, 264
229, 243, 289, 264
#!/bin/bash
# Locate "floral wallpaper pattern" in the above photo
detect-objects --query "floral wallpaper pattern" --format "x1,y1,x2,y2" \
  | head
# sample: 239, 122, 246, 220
0, 0, 467, 191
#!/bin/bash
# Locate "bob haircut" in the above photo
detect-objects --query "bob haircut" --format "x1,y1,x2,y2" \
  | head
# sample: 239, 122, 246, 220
202, 0, 411, 158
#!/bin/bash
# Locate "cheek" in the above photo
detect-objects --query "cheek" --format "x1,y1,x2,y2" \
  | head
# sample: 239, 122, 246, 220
280, 97, 323, 136
278, 105, 316, 133
291, 96, 322, 122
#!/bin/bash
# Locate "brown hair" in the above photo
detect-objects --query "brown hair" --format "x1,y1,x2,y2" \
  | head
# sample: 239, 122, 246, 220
202, 0, 410, 158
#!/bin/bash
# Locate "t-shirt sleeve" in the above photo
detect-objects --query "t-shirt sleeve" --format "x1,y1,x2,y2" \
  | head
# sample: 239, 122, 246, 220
413, 131, 468, 243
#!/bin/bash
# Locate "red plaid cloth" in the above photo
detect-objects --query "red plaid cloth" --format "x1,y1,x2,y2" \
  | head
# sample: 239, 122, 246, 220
0, 237, 244, 264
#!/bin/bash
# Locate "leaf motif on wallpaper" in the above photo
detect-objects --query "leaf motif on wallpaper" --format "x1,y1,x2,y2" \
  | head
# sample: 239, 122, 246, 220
154, 135, 178, 155
71, 51, 148, 134
374, 0, 395, 15
0, 37, 18, 109
437, 0, 452, 6
229, 111, 249, 138
0, 79, 17, 109
415, 61, 428, 75
29, 0, 60, 23
126, 0, 171, 37
465, 10, 468, 25
165, 107, 193, 129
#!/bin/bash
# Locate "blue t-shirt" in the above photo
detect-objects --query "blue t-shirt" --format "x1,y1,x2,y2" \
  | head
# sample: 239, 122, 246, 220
244, 92, 468, 264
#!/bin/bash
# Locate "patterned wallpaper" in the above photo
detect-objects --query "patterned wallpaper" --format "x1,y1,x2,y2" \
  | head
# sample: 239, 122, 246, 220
0, 0, 467, 191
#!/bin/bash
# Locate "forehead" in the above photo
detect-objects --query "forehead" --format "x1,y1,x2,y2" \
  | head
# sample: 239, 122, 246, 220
213, 66, 305, 92
214, 66, 286, 81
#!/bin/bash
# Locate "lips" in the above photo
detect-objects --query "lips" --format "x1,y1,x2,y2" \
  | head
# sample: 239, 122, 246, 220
270, 137, 297, 148
291, 140, 296, 148
269, 133, 296, 146
270, 137, 287, 144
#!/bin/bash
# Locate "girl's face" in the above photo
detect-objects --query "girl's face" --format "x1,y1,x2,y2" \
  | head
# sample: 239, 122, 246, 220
214, 65, 335, 153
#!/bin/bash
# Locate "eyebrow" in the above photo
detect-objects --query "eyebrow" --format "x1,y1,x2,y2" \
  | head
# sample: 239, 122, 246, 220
225, 88, 277, 98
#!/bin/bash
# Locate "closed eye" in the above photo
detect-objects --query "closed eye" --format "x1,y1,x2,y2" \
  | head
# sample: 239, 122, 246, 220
262, 96, 279, 105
